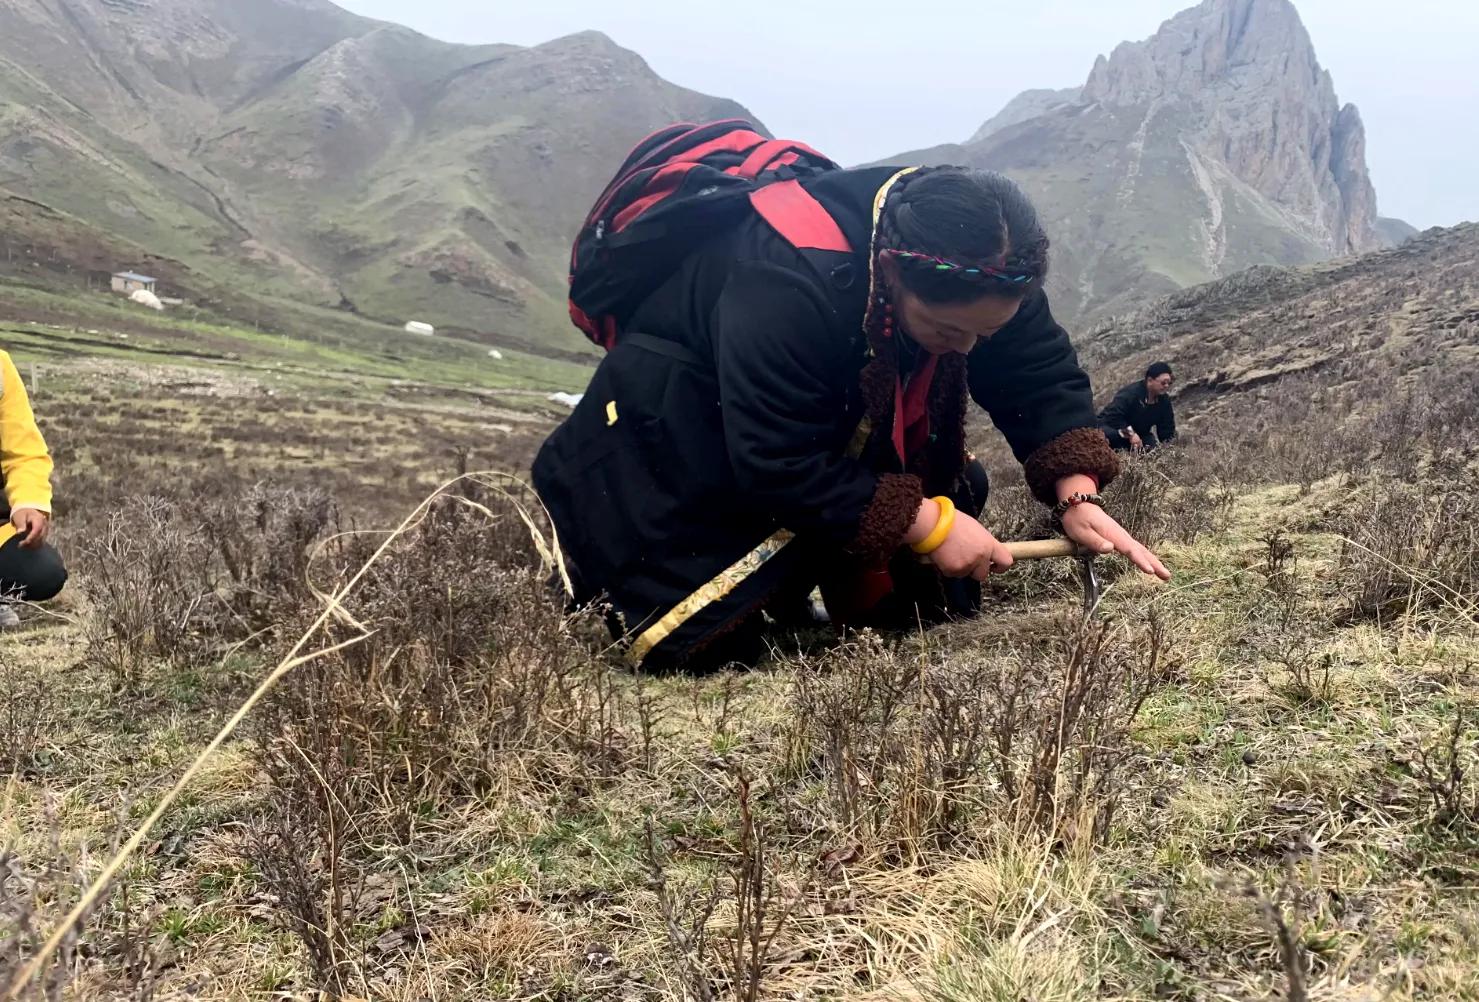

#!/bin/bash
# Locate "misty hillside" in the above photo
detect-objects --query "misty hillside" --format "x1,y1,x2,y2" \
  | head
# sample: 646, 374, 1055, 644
0, 0, 1422, 350
1082, 221, 1478, 443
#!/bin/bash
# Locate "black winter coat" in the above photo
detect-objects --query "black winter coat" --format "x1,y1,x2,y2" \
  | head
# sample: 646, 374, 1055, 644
532, 166, 1118, 668
1098, 380, 1177, 447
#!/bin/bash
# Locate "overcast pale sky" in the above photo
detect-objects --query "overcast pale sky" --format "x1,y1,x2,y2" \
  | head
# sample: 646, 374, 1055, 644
338, 0, 1476, 229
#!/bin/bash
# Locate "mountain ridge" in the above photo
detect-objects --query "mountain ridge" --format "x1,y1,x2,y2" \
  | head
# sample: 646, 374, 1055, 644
885, 0, 1392, 324
0, 2, 754, 347
0, 0, 1409, 349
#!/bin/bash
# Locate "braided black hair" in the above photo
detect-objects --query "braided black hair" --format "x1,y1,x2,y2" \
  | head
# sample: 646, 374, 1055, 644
876, 167, 1049, 305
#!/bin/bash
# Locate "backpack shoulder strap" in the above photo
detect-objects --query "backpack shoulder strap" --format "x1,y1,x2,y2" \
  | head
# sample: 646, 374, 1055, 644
749, 180, 851, 253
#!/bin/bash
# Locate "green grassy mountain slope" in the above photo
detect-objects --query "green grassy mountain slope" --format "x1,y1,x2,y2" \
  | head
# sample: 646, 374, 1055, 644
0, 0, 754, 353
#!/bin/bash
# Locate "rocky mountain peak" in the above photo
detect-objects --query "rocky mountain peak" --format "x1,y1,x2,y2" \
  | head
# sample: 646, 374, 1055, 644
890, 0, 1391, 324
968, 87, 1082, 144
1082, 0, 1317, 106
1080, 0, 1380, 257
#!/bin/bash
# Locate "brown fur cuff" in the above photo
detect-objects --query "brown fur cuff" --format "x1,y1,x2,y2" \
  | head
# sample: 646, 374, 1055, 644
848, 473, 923, 566
1023, 427, 1121, 505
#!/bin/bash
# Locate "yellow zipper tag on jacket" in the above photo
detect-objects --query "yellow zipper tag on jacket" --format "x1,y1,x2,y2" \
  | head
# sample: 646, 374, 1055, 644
605, 400, 619, 426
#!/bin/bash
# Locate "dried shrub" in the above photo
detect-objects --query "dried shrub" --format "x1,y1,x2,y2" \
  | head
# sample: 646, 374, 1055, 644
1249, 591, 1334, 707
1261, 529, 1296, 589
1101, 453, 1161, 551
1155, 452, 1237, 545
248, 490, 616, 992
77, 484, 337, 681
980, 480, 1080, 602
641, 770, 811, 1002
789, 616, 1172, 853
786, 632, 919, 839
1102, 446, 1233, 543
1248, 862, 1312, 1002
1414, 708, 1478, 831
985, 616, 1172, 843
984, 477, 1053, 545
643, 820, 722, 1002
247, 736, 360, 993
198, 482, 338, 640
1243, 532, 1335, 705
0, 808, 157, 1002
78, 496, 217, 682
1336, 477, 1479, 622
0, 662, 59, 776
725, 769, 810, 1002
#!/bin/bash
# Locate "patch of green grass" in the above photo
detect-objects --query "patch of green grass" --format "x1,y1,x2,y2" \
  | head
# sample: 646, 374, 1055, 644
664, 810, 727, 843
0, 280, 593, 396
467, 854, 537, 893
197, 860, 256, 897
523, 806, 648, 892
255, 961, 297, 993
158, 905, 230, 946
1137, 688, 1226, 755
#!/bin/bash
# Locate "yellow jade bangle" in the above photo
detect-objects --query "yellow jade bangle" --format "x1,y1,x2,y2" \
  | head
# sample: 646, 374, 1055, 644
911, 496, 957, 555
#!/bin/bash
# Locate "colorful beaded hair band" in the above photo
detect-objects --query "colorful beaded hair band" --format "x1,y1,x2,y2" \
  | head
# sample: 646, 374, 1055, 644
881, 248, 1033, 284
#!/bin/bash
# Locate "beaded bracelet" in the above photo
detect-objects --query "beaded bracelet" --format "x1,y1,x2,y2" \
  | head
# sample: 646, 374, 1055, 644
1050, 492, 1104, 527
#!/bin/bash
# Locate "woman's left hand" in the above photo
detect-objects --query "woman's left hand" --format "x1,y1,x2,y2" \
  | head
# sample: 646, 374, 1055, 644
1059, 503, 1171, 580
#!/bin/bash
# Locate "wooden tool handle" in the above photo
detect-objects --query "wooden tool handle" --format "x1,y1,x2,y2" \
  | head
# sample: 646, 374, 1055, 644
1002, 538, 1085, 561
915, 538, 1091, 565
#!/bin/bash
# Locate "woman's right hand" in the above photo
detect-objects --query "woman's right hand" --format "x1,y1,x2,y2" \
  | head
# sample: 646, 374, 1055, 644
907, 499, 1014, 580
932, 515, 1014, 580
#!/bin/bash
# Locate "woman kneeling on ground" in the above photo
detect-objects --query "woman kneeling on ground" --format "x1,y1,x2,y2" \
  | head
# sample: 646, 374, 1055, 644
534, 164, 1169, 671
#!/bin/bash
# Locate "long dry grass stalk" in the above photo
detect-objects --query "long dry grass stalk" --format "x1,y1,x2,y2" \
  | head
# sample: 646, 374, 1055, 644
3, 471, 561, 1001
1331, 532, 1478, 622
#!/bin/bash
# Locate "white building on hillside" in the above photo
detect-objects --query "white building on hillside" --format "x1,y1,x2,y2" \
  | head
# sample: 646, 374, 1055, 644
111, 271, 157, 295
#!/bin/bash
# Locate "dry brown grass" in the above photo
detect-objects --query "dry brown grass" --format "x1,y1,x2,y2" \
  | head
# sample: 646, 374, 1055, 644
1332, 476, 1479, 624
4, 285, 1479, 1001
787, 616, 1172, 857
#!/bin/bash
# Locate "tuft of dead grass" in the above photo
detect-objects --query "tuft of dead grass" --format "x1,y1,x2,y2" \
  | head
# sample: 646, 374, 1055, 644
1334, 476, 1479, 624
243, 483, 620, 995
788, 614, 1173, 858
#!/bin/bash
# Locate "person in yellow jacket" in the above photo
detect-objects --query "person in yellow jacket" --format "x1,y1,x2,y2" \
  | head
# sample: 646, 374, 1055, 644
0, 350, 66, 626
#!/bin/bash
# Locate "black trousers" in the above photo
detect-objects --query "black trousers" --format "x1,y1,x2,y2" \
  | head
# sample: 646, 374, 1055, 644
667, 459, 991, 673
0, 534, 68, 602
1105, 429, 1166, 453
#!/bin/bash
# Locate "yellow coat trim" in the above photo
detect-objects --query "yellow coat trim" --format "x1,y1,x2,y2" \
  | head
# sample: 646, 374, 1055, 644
628, 529, 795, 665
0, 351, 53, 514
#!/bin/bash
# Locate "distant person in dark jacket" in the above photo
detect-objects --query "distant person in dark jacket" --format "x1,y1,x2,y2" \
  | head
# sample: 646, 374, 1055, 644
534, 166, 1170, 671
1100, 362, 1177, 452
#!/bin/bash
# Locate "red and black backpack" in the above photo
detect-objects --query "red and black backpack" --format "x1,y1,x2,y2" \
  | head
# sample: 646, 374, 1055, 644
568, 119, 853, 349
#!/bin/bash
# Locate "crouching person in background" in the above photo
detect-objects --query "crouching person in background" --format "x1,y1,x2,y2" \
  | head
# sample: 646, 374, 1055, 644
1100, 361, 1177, 453
0, 350, 67, 627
